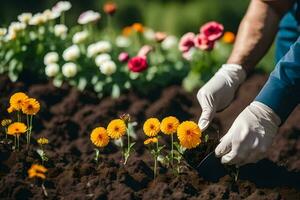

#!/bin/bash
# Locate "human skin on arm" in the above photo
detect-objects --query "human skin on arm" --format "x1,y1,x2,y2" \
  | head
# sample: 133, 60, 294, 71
227, 0, 295, 74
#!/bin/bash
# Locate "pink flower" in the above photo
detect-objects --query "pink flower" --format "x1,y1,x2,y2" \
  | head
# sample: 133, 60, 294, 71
200, 21, 224, 41
137, 45, 153, 58
194, 34, 214, 51
179, 32, 195, 53
128, 56, 148, 72
155, 32, 167, 43
118, 52, 129, 63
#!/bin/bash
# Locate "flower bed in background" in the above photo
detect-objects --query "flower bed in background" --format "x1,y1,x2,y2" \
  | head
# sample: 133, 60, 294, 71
0, 1, 234, 98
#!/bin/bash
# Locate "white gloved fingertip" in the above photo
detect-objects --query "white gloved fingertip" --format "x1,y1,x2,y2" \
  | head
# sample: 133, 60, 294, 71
198, 120, 209, 131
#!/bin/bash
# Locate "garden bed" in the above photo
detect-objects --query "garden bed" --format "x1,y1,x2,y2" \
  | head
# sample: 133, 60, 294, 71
0, 73, 299, 200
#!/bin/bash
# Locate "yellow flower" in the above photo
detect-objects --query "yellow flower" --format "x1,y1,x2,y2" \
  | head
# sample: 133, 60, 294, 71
144, 137, 158, 145
122, 26, 133, 37
160, 116, 180, 135
143, 118, 160, 137
9, 92, 29, 111
28, 164, 47, 179
132, 23, 144, 33
7, 106, 15, 113
22, 98, 40, 115
222, 31, 235, 44
177, 121, 201, 149
37, 137, 49, 145
90, 127, 110, 147
1, 119, 12, 127
7, 122, 27, 136
107, 119, 127, 139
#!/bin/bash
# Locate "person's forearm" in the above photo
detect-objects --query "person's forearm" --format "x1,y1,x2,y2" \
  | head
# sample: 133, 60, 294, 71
227, 0, 294, 74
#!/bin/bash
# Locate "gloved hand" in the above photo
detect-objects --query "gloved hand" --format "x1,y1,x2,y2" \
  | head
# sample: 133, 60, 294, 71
215, 101, 281, 166
197, 64, 246, 131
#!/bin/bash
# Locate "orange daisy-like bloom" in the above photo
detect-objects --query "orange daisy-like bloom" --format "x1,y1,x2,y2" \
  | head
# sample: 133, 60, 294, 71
144, 137, 158, 145
177, 121, 201, 149
37, 137, 49, 145
160, 116, 180, 135
143, 118, 160, 137
9, 92, 29, 111
90, 127, 110, 147
107, 119, 127, 139
122, 26, 133, 37
132, 23, 144, 33
7, 122, 27, 136
222, 31, 235, 44
28, 164, 47, 179
22, 98, 40, 115
7, 106, 15, 113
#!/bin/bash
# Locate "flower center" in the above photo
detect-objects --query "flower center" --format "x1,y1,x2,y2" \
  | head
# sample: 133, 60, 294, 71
167, 123, 173, 129
186, 130, 191, 135
150, 124, 155, 129
114, 126, 119, 131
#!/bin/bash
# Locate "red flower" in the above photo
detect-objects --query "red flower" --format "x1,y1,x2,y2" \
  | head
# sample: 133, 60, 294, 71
103, 2, 117, 16
128, 56, 148, 72
194, 34, 214, 51
200, 21, 224, 41
179, 32, 195, 53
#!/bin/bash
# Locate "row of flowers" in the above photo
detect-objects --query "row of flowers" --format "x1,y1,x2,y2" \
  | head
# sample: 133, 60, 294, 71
0, 1, 234, 98
1, 92, 204, 184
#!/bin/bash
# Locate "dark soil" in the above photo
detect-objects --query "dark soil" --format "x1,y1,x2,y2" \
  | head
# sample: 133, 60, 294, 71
0, 73, 299, 200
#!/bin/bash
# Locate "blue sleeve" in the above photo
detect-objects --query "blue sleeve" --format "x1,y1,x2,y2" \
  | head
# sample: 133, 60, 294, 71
255, 36, 300, 122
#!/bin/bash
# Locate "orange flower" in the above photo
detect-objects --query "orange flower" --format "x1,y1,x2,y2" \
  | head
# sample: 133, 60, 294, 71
9, 92, 29, 111
7, 122, 27, 136
28, 164, 47, 179
144, 137, 158, 145
160, 116, 180, 135
143, 118, 160, 137
107, 119, 127, 139
177, 121, 201, 149
132, 23, 144, 33
90, 127, 110, 147
222, 31, 235, 44
103, 2, 117, 15
22, 98, 40, 115
122, 26, 133, 37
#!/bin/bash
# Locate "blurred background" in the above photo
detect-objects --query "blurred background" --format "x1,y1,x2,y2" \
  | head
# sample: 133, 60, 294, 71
0, 0, 274, 71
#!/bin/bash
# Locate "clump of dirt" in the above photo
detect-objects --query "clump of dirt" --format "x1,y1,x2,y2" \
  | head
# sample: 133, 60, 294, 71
0, 73, 299, 200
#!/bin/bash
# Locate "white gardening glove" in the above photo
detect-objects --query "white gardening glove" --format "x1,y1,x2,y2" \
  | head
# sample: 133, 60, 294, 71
197, 64, 246, 131
215, 101, 281, 166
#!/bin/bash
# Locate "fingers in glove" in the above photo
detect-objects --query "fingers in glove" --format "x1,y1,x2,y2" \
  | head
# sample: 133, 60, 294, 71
197, 92, 215, 131
215, 133, 232, 158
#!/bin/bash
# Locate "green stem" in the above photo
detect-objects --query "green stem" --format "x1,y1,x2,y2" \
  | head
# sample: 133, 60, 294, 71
154, 141, 159, 179
171, 134, 174, 165
14, 136, 16, 150
29, 115, 33, 145
17, 135, 19, 151
17, 111, 21, 122
26, 115, 29, 147
60, 12, 65, 24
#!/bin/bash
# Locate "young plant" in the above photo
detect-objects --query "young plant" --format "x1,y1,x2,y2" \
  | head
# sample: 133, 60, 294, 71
28, 164, 48, 197
90, 127, 109, 164
160, 116, 180, 166
36, 137, 49, 165
7, 122, 27, 151
107, 115, 136, 165
144, 137, 164, 179
1, 119, 12, 140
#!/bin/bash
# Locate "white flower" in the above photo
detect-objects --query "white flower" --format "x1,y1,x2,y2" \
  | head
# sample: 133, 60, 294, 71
18, 13, 32, 24
29, 13, 47, 25
5, 31, 17, 41
54, 24, 68, 39
62, 62, 77, 78
87, 41, 111, 57
78, 10, 101, 24
43, 9, 60, 20
52, 1, 72, 13
95, 41, 111, 53
95, 54, 111, 67
8, 22, 26, 33
63, 45, 80, 61
44, 52, 59, 65
143, 28, 155, 41
0, 28, 7, 37
115, 36, 131, 48
72, 31, 88, 44
162, 35, 178, 50
99, 60, 116, 75
45, 63, 59, 77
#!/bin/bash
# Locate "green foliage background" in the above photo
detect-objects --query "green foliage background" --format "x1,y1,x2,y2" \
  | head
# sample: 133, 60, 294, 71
0, 0, 274, 72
